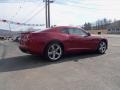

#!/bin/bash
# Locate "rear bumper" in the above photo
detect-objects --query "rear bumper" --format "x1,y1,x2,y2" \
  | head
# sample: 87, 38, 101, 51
19, 37, 46, 55
19, 45, 43, 55
19, 45, 31, 54
19, 44, 36, 54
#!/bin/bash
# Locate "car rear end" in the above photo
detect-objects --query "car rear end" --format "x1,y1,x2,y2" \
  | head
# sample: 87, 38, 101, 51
19, 31, 50, 55
19, 32, 32, 54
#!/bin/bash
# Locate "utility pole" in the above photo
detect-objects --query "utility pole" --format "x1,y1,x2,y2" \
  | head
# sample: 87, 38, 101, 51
8, 23, 12, 38
45, 0, 48, 28
43, 0, 54, 28
48, 0, 50, 28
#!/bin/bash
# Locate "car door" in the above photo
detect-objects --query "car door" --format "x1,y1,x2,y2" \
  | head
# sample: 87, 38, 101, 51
67, 28, 85, 51
68, 28, 96, 51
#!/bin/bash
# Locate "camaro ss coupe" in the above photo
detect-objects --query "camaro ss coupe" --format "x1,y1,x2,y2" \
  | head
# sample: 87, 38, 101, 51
19, 26, 108, 61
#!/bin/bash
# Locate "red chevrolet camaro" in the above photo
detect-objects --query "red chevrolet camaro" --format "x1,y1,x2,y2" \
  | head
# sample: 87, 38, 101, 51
19, 26, 108, 61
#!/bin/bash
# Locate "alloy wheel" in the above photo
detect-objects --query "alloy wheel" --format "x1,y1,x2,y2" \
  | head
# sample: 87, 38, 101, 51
98, 41, 107, 54
47, 43, 62, 61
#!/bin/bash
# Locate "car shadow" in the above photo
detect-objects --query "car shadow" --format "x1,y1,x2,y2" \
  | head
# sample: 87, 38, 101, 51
0, 53, 102, 73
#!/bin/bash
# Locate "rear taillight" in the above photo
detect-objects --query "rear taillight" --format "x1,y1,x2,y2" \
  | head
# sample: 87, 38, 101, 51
20, 33, 31, 41
26, 34, 30, 40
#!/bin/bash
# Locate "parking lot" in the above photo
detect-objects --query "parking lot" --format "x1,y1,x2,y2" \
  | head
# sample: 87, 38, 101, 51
0, 35, 120, 90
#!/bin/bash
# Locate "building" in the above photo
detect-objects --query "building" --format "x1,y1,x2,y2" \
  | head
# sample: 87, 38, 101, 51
107, 21, 120, 34
0, 29, 20, 40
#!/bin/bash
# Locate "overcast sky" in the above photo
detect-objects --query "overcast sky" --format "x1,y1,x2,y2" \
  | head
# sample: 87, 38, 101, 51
0, 0, 120, 31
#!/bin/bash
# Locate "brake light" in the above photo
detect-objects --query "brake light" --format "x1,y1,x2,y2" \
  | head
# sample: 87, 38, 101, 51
26, 34, 30, 40
21, 33, 30, 40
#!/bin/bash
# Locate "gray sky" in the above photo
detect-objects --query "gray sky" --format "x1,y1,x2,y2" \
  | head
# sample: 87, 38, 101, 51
0, 0, 120, 31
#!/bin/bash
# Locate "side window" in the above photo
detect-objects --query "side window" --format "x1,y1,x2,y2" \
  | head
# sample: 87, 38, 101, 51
68, 28, 80, 35
61, 28, 69, 34
78, 29, 88, 36
68, 28, 87, 36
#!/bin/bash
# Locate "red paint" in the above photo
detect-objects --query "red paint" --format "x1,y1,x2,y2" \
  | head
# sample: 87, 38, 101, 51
19, 26, 108, 55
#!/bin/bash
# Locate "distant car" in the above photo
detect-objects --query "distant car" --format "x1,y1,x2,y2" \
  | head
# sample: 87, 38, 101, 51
19, 26, 108, 61
13, 36, 20, 42
0, 37, 4, 40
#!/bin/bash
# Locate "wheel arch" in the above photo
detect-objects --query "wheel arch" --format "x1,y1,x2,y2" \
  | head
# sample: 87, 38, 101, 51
43, 39, 64, 54
99, 39, 108, 49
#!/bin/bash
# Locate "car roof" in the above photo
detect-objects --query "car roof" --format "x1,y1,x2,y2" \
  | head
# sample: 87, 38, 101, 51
33, 26, 82, 33
53, 26, 80, 29
51, 26, 82, 31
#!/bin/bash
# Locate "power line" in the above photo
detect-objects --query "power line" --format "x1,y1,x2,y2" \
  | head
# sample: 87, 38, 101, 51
20, 3, 44, 22
9, 1, 44, 23
55, 0, 104, 10
10, 1, 24, 21
13, 5, 45, 30
23, 5, 45, 23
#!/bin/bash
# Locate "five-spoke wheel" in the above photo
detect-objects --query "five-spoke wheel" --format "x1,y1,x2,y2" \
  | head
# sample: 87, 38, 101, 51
45, 42, 63, 61
97, 41, 107, 54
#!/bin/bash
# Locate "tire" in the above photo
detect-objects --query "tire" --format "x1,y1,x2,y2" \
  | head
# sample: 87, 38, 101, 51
44, 42, 63, 61
97, 41, 107, 54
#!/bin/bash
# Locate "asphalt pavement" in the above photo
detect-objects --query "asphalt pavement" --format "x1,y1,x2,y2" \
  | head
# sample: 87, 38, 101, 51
0, 35, 120, 90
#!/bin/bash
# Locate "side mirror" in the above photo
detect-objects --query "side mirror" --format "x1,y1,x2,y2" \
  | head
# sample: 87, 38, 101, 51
87, 32, 91, 36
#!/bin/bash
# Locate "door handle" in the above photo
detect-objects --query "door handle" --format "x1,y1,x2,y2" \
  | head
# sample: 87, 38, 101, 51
70, 37, 80, 39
